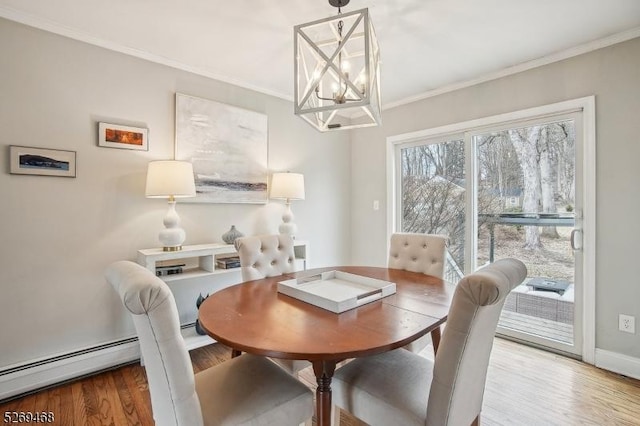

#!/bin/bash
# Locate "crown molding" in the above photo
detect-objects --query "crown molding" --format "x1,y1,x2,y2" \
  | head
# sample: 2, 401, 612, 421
0, 6, 294, 102
2, 6, 638, 112
383, 26, 640, 111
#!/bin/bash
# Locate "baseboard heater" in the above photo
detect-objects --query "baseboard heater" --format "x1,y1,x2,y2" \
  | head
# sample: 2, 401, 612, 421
0, 337, 139, 378
0, 323, 199, 402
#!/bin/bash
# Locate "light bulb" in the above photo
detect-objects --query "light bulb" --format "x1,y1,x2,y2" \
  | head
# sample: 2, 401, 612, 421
358, 75, 367, 93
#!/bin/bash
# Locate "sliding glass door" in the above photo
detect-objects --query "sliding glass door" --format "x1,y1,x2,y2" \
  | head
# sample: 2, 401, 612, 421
472, 115, 582, 355
393, 106, 589, 357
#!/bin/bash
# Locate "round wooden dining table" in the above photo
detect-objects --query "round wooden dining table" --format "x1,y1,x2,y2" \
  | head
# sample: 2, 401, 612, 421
198, 266, 455, 426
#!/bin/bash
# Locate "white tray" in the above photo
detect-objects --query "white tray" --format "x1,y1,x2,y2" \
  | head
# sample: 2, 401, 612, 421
277, 270, 396, 313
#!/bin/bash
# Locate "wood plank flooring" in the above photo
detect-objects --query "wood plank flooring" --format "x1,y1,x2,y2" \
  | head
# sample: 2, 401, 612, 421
1, 338, 639, 425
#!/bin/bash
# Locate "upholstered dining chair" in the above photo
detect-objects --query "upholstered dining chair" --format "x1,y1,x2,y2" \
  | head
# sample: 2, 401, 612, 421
105, 260, 314, 426
388, 232, 447, 277
236, 234, 297, 281
235, 234, 312, 376
331, 258, 527, 426
388, 232, 448, 353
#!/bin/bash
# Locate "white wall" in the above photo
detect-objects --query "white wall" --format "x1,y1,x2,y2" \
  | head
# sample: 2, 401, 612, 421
350, 37, 640, 360
0, 18, 351, 370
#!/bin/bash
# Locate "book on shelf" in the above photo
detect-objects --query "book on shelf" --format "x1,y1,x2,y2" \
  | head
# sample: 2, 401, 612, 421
156, 263, 186, 269
217, 263, 241, 270
156, 266, 183, 276
155, 263, 185, 276
216, 256, 241, 269
156, 261, 187, 268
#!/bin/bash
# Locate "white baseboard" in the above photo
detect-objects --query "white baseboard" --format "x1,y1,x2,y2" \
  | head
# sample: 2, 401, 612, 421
595, 348, 640, 380
0, 340, 141, 401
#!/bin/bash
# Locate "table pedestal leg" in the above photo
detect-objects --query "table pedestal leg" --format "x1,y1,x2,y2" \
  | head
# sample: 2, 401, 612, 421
431, 326, 442, 354
312, 360, 336, 426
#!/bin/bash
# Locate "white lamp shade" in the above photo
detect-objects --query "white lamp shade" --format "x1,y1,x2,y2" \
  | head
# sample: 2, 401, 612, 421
145, 160, 196, 198
270, 172, 305, 200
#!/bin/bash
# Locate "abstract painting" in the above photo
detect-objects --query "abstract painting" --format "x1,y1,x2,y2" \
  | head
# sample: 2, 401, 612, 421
175, 93, 268, 203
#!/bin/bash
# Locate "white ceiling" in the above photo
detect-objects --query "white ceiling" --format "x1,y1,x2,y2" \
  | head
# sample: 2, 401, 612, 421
1, 0, 640, 107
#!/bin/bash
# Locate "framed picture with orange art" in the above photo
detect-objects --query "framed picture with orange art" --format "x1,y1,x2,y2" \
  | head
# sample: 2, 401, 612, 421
98, 122, 148, 151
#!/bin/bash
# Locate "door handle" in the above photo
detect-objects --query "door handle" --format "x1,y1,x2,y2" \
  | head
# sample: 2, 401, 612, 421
570, 229, 582, 251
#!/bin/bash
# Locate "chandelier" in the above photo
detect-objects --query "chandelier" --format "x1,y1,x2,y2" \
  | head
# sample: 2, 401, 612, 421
294, 0, 381, 131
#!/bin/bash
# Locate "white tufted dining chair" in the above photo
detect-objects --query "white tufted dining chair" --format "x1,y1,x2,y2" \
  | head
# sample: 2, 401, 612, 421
105, 260, 313, 426
388, 232, 447, 278
236, 234, 297, 282
388, 232, 448, 353
235, 234, 312, 377
332, 258, 527, 426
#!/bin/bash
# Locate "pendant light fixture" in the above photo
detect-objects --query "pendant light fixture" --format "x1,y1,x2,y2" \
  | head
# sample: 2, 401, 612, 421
294, 0, 381, 131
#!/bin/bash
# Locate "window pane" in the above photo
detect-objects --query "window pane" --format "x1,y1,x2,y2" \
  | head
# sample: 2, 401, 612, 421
475, 120, 576, 344
400, 139, 465, 277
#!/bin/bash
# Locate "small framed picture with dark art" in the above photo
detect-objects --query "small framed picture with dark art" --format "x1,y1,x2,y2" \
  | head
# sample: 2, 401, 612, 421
9, 145, 77, 178
98, 122, 148, 151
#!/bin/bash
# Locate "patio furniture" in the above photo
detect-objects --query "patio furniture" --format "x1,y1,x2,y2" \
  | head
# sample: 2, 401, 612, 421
504, 280, 574, 324
527, 277, 570, 293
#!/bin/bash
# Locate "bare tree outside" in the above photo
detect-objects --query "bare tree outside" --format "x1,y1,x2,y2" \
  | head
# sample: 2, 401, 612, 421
400, 140, 466, 271
400, 120, 575, 275
474, 121, 575, 250
474, 119, 576, 285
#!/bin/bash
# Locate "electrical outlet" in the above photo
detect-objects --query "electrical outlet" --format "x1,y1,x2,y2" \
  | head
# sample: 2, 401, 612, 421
619, 314, 635, 334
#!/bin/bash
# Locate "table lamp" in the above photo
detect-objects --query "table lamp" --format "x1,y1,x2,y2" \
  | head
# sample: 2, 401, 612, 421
270, 172, 305, 238
145, 160, 196, 251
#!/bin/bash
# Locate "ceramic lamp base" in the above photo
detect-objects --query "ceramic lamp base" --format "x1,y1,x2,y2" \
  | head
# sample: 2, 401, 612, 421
279, 222, 298, 236
279, 202, 298, 238
159, 200, 186, 250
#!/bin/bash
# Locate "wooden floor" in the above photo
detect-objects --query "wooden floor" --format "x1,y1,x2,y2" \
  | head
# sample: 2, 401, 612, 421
1, 338, 639, 425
